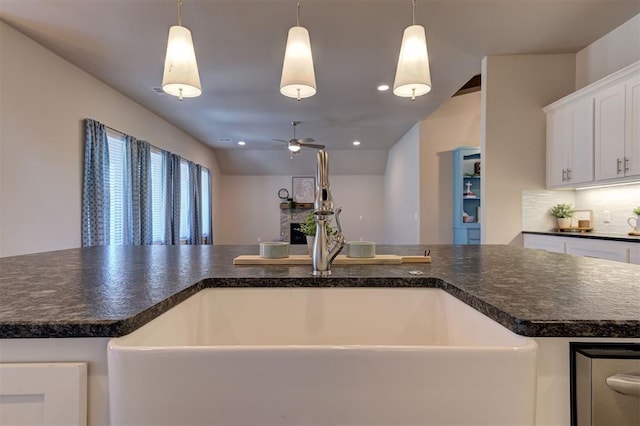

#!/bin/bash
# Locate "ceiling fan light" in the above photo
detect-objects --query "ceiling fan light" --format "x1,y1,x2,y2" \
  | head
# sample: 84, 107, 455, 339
288, 141, 302, 152
280, 26, 317, 100
162, 25, 202, 99
393, 24, 432, 99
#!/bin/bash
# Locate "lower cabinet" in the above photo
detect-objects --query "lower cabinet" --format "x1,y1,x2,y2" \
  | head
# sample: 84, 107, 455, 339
524, 234, 638, 264
522, 234, 566, 254
0, 363, 87, 426
565, 239, 629, 263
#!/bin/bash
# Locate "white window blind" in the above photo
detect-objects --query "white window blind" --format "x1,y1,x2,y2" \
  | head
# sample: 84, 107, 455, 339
201, 169, 211, 240
150, 148, 165, 243
179, 160, 190, 240
106, 130, 125, 245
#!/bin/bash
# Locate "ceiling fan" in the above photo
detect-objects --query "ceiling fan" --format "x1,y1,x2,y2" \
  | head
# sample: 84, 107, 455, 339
274, 121, 325, 155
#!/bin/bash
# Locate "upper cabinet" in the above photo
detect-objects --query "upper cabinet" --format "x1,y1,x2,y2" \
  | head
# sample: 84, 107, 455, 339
546, 95, 594, 187
544, 61, 640, 189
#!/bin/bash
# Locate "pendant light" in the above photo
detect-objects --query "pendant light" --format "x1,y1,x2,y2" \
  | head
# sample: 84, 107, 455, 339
393, 0, 432, 100
280, 1, 317, 101
162, 0, 202, 101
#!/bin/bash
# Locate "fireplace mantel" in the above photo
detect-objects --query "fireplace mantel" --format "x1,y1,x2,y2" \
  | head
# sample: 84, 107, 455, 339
280, 203, 314, 244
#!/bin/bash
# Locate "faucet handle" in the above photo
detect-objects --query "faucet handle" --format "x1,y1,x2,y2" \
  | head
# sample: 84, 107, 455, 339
334, 207, 343, 234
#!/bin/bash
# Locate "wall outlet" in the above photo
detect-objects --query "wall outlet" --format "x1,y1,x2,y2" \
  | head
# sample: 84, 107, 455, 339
603, 210, 611, 223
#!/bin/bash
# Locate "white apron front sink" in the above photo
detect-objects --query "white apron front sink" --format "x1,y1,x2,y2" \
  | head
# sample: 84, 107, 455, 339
108, 288, 537, 425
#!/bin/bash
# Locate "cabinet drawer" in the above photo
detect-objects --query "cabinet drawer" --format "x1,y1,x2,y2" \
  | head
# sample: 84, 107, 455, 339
523, 234, 566, 254
565, 239, 629, 263
468, 229, 481, 240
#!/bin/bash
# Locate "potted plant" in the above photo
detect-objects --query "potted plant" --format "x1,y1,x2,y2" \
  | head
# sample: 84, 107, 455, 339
550, 203, 575, 229
299, 211, 335, 255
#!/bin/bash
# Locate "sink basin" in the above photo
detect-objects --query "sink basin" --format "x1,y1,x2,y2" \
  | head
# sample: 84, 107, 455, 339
108, 288, 537, 425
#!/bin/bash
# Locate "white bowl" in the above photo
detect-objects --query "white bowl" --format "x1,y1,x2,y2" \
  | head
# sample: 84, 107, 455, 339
259, 242, 289, 259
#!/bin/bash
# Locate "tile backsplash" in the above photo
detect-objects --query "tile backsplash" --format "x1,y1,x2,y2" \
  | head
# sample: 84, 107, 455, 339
522, 183, 640, 234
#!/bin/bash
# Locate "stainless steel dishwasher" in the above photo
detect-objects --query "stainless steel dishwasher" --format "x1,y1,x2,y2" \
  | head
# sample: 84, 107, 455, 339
571, 343, 640, 426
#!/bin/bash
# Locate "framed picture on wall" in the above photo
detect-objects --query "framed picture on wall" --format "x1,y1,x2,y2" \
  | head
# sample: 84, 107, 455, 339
292, 176, 316, 203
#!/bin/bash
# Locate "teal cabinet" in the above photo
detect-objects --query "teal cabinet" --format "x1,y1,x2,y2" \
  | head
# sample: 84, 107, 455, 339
453, 147, 481, 245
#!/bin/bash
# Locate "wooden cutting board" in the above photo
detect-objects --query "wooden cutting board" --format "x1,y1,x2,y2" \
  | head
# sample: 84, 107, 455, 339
233, 254, 431, 265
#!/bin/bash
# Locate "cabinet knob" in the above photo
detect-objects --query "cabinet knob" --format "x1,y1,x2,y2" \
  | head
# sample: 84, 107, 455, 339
617, 158, 623, 174
624, 157, 630, 173
566, 168, 572, 181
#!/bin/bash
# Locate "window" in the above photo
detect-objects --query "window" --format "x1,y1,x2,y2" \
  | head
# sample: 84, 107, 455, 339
150, 148, 165, 243
201, 169, 211, 241
103, 129, 212, 245
179, 160, 190, 241
106, 130, 125, 245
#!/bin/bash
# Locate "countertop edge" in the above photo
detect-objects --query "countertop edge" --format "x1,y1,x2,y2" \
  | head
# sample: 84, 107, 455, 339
3, 275, 638, 339
522, 230, 640, 243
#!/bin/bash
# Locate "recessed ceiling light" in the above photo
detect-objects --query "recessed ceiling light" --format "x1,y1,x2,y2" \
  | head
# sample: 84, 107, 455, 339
353, 140, 361, 146
377, 84, 390, 91
237, 141, 246, 146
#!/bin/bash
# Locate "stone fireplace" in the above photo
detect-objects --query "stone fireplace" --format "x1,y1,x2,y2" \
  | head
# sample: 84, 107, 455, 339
280, 203, 313, 244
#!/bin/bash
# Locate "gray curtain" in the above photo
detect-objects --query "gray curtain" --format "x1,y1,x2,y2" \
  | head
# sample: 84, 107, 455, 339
123, 135, 152, 245
163, 152, 181, 245
81, 119, 110, 246
188, 162, 203, 244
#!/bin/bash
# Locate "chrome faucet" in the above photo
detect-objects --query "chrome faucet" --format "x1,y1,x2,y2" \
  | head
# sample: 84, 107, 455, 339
312, 150, 345, 276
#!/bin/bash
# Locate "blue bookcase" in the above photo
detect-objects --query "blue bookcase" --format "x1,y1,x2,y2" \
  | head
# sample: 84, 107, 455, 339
453, 147, 481, 245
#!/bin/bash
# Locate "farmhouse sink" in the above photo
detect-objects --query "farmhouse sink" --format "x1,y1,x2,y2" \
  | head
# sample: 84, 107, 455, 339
108, 288, 537, 425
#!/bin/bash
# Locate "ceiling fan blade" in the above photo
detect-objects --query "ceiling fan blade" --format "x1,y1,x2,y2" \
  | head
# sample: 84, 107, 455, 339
273, 139, 289, 143
298, 137, 315, 143
300, 143, 325, 149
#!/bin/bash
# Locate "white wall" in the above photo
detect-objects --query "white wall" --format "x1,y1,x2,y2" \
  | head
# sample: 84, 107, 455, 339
481, 54, 576, 245
383, 124, 420, 244
0, 22, 221, 257
576, 14, 640, 90
419, 92, 481, 244
217, 174, 385, 244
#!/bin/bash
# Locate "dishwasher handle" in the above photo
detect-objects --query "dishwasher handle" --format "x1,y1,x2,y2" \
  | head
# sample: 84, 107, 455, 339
606, 371, 640, 397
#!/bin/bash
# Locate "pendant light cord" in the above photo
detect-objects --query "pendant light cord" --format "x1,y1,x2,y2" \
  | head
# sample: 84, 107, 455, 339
296, 0, 301, 26
178, 0, 183, 26
412, 0, 416, 25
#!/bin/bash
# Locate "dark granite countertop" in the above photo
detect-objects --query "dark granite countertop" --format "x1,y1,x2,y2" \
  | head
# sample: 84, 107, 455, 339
1, 245, 639, 339
523, 230, 640, 243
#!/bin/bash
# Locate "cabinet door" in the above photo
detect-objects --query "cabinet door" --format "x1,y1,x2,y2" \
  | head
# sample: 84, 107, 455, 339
546, 107, 571, 188
595, 82, 626, 181
625, 75, 640, 177
523, 234, 565, 254
0, 363, 87, 426
565, 239, 629, 263
568, 97, 594, 184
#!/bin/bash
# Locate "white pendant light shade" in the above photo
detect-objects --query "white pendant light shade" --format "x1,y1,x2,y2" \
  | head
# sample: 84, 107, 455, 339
280, 26, 317, 100
162, 25, 202, 99
393, 24, 432, 99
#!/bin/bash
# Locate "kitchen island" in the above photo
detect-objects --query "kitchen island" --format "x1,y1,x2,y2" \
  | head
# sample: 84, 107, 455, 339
0, 244, 638, 425
1, 244, 639, 338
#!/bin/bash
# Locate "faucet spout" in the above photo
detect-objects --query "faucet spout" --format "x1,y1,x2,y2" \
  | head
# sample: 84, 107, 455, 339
311, 150, 345, 276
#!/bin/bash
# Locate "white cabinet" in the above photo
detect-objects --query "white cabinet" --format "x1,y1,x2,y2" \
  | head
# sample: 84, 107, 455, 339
625, 75, 640, 177
546, 96, 594, 188
0, 363, 87, 426
524, 234, 638, 264
594, 74, 640, 181
545, 61, 640, 189
564, 239, 629, 263
594, 82, 626, 180
523, 234, 566, 253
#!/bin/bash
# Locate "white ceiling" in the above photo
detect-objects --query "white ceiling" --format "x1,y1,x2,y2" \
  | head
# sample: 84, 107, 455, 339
1, 0, 638, 175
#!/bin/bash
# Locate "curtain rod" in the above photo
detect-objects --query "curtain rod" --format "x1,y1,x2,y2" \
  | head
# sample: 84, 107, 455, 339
104, 124, 165, 154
